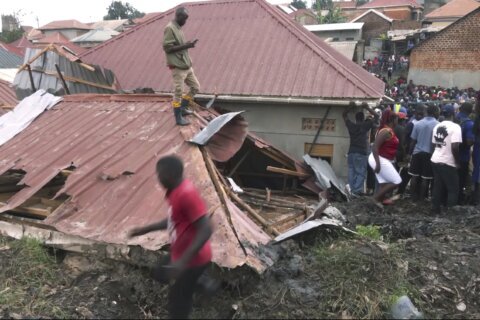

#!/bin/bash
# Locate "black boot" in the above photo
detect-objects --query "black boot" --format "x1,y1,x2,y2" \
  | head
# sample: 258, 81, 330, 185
174, 108, 190, 126
180, 98, 193, 116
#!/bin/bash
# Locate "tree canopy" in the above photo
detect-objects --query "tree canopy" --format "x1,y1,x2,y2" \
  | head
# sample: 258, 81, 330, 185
104, 1, 145, 20
0, 13, 23, 43
290, 0, 307, 9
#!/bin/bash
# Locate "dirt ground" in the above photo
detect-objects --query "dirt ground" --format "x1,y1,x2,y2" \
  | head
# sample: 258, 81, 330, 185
1, 198, 479, 319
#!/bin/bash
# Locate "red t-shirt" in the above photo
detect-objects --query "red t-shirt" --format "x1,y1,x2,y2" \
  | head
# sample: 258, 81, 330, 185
378, 127, 399, 160
166, 179, 212, 268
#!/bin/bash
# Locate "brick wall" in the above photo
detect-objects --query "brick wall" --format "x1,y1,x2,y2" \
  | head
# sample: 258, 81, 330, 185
356, 11, 392, 43
392, 20, 422, 30
410, 9, 480, 70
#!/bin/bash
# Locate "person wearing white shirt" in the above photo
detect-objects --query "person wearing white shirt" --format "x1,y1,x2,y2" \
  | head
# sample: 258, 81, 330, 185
430, 105, 462, 214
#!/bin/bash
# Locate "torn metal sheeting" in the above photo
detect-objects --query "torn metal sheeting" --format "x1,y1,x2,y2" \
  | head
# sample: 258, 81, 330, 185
303, 154, 347, 197
13, 45, 118, 100
0, 94, 270, 272
274, 216, 353, 243
190, 111, 244, 146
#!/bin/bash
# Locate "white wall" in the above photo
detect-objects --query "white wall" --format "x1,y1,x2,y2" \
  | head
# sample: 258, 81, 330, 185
216, 102, 367, 180
408, 68, 480, 90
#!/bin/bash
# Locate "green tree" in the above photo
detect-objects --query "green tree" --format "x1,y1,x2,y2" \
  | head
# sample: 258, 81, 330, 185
319, 7, 346, 23
290, 0, 307, 9
104, 1, 145, 20
312, 0, 333, 10
0, 13, 23, 43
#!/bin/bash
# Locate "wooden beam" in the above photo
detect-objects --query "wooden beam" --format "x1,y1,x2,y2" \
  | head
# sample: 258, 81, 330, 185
266, 166, 309, 178
227, 149, 251, 177
55, 63, 71, 95
17, 45, 51, 72
0, 202, 51, 218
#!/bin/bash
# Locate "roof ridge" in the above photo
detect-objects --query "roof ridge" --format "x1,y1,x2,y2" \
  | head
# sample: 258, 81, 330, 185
253, 0, 383, 97
351, 9, 394, 22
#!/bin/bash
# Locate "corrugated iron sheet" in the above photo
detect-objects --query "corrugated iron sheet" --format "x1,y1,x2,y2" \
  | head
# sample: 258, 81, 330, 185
0, 79, 18, 107
81, 0, 385, 99
13, 46, 117, 100
0, 47, 22, 68
0, 94, 270, 270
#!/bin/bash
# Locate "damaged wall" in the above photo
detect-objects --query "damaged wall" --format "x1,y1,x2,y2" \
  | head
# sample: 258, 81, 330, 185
218, 102, 352, 179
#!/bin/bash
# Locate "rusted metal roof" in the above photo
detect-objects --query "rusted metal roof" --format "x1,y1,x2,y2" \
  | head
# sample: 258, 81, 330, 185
81, 0, 385, 100
0, 79, 18, 107
359, 0, 422, 9
425, 0, 480, 19
39, 20, 92, 31
0, 94, 271, 271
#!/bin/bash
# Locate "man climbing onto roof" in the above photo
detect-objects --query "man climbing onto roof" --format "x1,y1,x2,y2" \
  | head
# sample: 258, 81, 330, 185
163, 7, 200, 126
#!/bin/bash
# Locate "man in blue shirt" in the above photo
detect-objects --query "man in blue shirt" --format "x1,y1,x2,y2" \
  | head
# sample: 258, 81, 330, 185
409, 104, 439, 201
456, 103, 475, 204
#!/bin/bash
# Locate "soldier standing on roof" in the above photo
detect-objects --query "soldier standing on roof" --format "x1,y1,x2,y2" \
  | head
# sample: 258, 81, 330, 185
163, 7, 200, 126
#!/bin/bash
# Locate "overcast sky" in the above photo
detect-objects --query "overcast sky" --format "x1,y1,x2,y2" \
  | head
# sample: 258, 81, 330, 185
0, 0, 311, 28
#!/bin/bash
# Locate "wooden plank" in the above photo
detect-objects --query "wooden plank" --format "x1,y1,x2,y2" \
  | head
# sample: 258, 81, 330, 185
0, 202, 51, 218
304, 143, 334, 158
266, 166, 310, 178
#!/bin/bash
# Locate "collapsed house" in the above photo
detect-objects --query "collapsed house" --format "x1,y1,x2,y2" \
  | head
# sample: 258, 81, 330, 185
13, 44, 118, 100
0, 93, 347, 273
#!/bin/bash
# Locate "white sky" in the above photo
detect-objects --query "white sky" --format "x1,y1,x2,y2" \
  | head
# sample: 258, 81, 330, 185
0, 0, 313, 28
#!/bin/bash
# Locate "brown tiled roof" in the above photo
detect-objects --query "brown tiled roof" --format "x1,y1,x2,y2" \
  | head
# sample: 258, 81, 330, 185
81, 0, 384, 99
39, 19, 92, 31
425, 0, 480, 19
359, 0, 422, 8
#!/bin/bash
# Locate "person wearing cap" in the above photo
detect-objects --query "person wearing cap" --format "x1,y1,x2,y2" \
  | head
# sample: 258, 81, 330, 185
343, 102, 379, 196
455, 102, 475, 204
163, 7, 200, 126
431, 104, 462, 214
408, 104, 439, 201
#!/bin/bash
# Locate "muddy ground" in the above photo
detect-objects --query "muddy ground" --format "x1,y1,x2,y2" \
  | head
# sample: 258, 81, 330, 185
1, 198, 479, 319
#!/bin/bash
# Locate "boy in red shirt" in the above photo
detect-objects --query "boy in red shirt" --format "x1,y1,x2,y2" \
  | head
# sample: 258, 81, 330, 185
128, 155, 213, 319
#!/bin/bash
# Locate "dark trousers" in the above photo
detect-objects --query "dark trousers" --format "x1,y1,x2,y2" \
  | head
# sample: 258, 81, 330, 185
168, 264, 208, 319
432, 163, 459, 211
458, 161, 470, 204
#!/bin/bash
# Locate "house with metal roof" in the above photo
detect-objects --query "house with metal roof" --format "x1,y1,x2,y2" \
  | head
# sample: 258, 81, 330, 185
88, 19, 134, 32
0, 47, 22, 69
38, 19, 92, 41
423, 0, 480, 27
71, 29, 120, 48
357, 0, 424, 20
80, 0, 385, 178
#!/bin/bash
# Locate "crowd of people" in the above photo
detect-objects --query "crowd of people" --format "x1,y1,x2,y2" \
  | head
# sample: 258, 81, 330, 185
344, 83, 480, 212
363, 54, 409, 81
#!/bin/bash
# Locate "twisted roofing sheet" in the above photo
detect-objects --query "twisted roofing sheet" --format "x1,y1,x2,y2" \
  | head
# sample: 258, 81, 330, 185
0, 94, 270, 270
81, 0, 384, 99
